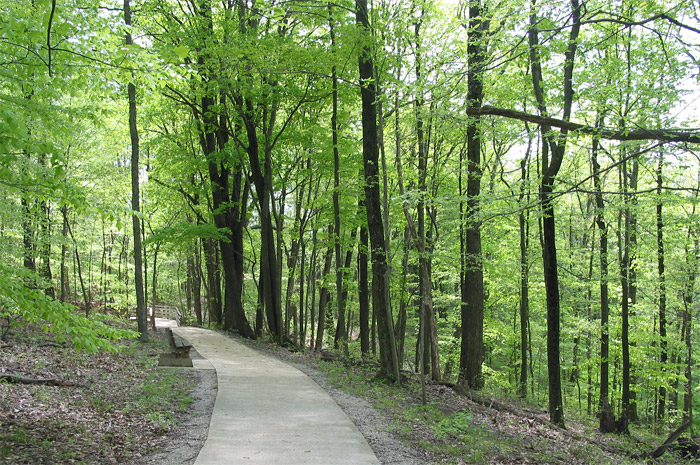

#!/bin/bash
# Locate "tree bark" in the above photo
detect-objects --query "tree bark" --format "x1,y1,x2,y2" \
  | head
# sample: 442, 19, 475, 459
656, 152, 667, 421
359, 213, 370, 356
315, 224, 334, 351
329, 4, 347, 354
592, 125, 614, 432
202, 97, 254, 338
526, 0, 580, 427
124, 0, 147, 341
60, 205, 70, 301
193, 244, 203, 326
459, 0, 487, 390
413, 10, 440, 382
203, 238, 222, 325
39, 199, 54, 298
356, 0, 399, 381
518, 153, 530, 398
681, 172, 699, 433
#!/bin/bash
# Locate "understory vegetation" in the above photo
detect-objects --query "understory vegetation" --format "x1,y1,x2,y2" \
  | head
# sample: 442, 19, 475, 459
307, 344, 695, 464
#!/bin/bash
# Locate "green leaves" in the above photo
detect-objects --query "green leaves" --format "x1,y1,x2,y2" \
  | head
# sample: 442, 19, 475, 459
173, 45, 190, 60
0, 265, 138, 352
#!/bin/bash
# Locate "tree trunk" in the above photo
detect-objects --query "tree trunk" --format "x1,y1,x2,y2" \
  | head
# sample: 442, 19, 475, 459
413, 11, 440, 382
518, 155, 530, 398
66, 215, 90, 317
526, 0, 580, 427
656, 152, 667, 421
617, 150, 638, 432
151, 244, 159, 330
356, 0, 399, 381
203, 109, 254, 337
284, 191, 303, 342
299, 233, 307, 348
682, 172, 699, 434
125, 0, 147, 341
395, 226, 410, 367
203, 238, 222, 325
328, 3, 348, 354
315, 225, 334, 351
459, 0, 487, 390
21, 202, 36, 280
60, 205, 70, 301
359, 214, 370, 356
243, 102, 282, 341
39, 200, 54, 298
593, 130, 614, 432
309, 227, 319, 350
193, 244, 203, 326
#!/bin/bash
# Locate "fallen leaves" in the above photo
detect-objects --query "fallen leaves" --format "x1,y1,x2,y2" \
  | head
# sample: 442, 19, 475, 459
0, 324, 194, 464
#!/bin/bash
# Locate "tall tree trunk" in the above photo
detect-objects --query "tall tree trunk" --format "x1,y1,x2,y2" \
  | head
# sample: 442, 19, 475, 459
394, 226, 410, 367
356, 0, 399, 381
284, 189, 303, 342
203, 238, 222, 325
151, 243, 159, 329
299, 233, 307, 348
243, 103, 282, 341
193, 244, 203, 325
527, 0, 580, 427
459, 0, 487, 390
656, 152, 667, 421
617, 150, 638, 432
518, 153, 530, 398
682, 172, 699, 434
359, 213, 370, 356
315, 225, 334, 351
593, 124, 614, 432
413, 9, 440, 382
309, 227, 319, 350
39, 200, 54, 298
125, 0, 147, 341
60, 205, 70, 301
194, 0, 253, 338
203, 115, 254, 337
329, 4, 347, 353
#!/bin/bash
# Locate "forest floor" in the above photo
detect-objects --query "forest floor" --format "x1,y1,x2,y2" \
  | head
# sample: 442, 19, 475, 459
0, 320, 215, 465
0, 319, 695, 464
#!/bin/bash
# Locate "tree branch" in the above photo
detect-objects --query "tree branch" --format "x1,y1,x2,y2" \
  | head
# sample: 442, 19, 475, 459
466, 105, 700, 143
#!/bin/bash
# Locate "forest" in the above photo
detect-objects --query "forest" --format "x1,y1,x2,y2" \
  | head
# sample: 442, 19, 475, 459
2, 0, 699, 441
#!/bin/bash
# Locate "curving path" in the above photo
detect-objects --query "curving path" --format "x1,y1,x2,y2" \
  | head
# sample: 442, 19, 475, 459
171, 326, 380, 465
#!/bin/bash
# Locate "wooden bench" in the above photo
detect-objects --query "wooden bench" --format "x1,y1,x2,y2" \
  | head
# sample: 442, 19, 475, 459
158, 329, 193, 367
166, 328, 192, 358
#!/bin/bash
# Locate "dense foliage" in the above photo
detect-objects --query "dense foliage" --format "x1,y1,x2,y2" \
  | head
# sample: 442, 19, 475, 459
2, 0, 699, 433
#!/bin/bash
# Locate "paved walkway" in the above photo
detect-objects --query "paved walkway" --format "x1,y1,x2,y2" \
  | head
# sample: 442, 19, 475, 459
171, 326, 380, 465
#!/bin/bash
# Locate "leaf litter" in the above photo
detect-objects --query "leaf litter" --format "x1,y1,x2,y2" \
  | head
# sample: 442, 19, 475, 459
0, 322, 208, 465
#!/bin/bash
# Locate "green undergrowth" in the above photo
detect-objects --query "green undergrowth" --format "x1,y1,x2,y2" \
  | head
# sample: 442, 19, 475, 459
320, 360, 511, 463
317, 356, 686, 465
121, 339, 195, 430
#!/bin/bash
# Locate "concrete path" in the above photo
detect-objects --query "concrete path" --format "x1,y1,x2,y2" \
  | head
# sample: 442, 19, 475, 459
171, 326, 380, 465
